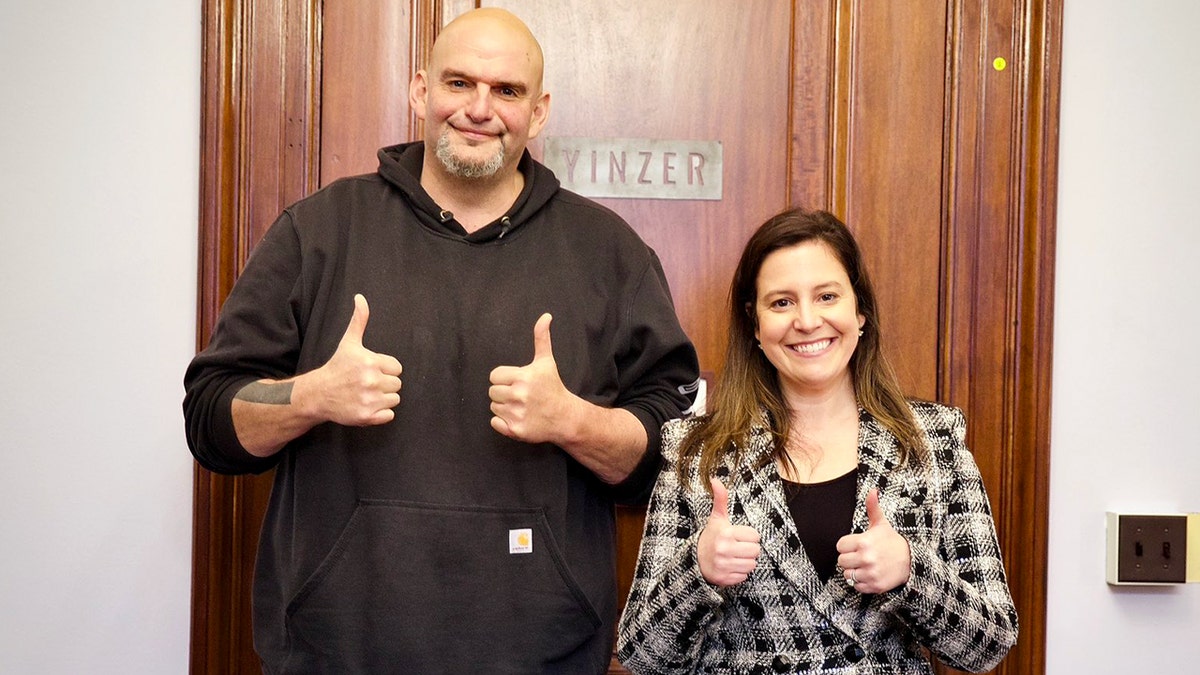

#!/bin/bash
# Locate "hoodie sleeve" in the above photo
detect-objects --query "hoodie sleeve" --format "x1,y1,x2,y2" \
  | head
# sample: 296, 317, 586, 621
182, 211, 307, 475
607, 251, 700, 504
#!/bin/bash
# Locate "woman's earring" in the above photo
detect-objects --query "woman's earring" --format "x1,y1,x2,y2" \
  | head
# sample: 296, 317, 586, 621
858, 329, 864, 337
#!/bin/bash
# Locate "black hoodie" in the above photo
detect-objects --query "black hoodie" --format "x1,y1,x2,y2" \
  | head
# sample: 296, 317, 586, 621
184, 141, 699, 673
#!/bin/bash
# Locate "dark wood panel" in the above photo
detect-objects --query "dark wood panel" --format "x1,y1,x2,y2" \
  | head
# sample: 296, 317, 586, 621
839, 0, 947, 401
320, 0, 414, 183
790, 0, 835, 210
243, 0, 321, 245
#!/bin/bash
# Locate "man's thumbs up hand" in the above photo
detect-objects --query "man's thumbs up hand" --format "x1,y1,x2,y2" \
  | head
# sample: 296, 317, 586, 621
308, 294, 403, 426
488, 313, 575, 443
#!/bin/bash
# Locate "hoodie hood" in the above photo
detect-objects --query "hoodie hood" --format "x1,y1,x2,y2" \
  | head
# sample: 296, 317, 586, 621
376, 141, 562, 244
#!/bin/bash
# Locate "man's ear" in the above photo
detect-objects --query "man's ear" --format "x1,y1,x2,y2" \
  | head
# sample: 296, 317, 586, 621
526, 91, 551, 140
409, 70, 429, 120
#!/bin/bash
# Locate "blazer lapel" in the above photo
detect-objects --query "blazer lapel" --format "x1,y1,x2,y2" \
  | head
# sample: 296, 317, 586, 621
822, 410, 905, 637
728, 430, 825, 600
854, 408, 903, 528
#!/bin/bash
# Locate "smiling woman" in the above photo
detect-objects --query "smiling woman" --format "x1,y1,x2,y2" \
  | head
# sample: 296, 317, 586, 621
752, 240, 866, 407
617, 207, 1019, 674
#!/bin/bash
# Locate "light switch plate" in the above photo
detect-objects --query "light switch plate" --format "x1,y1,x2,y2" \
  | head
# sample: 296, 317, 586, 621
1106, 512, 1190, 585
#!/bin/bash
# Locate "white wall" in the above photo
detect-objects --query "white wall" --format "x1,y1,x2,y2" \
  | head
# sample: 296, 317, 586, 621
1048, 1, 1200, 672
0, 1, 1196, 673
0, 3, 198, 673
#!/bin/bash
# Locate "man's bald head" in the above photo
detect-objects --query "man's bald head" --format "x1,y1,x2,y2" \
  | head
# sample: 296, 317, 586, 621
430, 8, 545, 95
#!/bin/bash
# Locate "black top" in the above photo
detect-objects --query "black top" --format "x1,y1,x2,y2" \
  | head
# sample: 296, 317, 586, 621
782, 468, 857, 581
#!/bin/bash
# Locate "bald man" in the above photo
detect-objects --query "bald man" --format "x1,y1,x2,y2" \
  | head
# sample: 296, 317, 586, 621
184, 8, 699, 673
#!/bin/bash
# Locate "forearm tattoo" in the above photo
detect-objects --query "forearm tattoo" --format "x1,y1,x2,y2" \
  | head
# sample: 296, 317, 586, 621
235, 381, 294, 405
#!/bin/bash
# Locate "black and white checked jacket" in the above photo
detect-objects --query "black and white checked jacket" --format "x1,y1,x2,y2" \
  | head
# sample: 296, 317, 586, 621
618, 401, 1018, 674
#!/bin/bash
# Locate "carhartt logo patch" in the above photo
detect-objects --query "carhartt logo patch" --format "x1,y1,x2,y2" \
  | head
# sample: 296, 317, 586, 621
509, 528, 533, 554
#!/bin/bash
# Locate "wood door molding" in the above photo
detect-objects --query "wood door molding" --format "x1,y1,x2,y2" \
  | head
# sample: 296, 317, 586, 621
194, 0, 321, 671
999, 2, 1062, 673
198, 0, 321, 332
938, 2, 1061, 673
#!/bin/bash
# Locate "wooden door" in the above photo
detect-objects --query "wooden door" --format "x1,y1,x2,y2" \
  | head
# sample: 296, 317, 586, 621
194, 1, 1059, 673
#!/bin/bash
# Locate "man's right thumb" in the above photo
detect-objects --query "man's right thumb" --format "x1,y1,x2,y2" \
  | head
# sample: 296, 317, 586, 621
709, 477, 730, 520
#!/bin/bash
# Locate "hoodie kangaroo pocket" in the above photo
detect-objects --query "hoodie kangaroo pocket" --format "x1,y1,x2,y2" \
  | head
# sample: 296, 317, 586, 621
284, 499, 602, 673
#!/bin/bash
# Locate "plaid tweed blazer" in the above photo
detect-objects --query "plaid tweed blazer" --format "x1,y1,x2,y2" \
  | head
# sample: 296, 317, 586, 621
617, 401, 1018, 674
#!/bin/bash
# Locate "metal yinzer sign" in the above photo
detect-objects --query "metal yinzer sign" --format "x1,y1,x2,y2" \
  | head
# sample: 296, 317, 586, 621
543, 136, 723, 201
